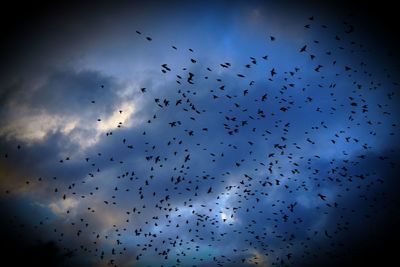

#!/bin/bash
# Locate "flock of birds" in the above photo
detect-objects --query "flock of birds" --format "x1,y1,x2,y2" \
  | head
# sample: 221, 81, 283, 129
2, 15, 399, 267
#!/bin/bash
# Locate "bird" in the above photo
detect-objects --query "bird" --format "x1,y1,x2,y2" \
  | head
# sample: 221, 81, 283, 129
270, 68, 277, 77
187, 72, 194, 84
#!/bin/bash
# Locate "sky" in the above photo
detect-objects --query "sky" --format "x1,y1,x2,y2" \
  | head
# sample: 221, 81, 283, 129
0, 1, 400, 267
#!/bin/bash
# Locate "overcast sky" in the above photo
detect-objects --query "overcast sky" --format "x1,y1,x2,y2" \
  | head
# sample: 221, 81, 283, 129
0, 1, 399, 267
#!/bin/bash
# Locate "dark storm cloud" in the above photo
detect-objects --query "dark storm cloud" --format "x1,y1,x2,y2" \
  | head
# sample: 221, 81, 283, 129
292, 150, 400, 266
0, 68, 127, 194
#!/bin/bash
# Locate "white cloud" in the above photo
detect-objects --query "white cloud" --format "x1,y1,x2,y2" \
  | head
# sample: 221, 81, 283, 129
0, 97, 141, 152
49, 197, 79, 217
96, 101, 136, 132
0, 110, 63, 142
247, 249, 270, 267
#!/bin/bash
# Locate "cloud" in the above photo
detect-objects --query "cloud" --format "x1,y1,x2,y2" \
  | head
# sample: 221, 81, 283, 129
48, 197, 79, 217
0, 110, 76, 143
0, 68, 147, 152
96, 101, 136, 132
246, 249, 269, 267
